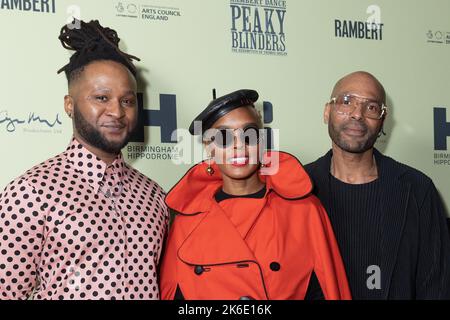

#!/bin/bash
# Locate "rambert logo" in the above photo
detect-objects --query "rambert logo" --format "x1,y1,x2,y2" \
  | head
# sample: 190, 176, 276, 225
0, 0, 56, 13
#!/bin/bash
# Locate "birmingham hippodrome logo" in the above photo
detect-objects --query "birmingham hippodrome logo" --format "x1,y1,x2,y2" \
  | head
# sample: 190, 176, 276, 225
230, 0, 287, 56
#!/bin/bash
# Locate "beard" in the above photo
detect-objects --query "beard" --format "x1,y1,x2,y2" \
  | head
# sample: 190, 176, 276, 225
328, 119, 381, 154
73, 106, 135, 154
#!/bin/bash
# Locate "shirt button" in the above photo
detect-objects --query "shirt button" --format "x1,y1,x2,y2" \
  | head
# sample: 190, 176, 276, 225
194, 266, 204, 276
270, 262, 281, 272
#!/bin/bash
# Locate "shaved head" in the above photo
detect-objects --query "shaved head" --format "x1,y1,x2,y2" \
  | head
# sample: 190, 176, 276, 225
331, 71, 386, 104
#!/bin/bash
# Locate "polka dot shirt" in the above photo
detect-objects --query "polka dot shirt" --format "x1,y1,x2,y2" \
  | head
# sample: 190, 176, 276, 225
0, 138, 169, 300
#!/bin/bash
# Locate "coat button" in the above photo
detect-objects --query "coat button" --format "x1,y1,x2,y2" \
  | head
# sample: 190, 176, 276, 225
239, 296, 255, 300
194, 265, 204, 275
270, 262, 281, 272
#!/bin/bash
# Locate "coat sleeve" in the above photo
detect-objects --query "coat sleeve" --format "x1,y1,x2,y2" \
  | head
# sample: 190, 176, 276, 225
309, 198, 352, 300
416, 182, 450, 299
0, 178, 45, 300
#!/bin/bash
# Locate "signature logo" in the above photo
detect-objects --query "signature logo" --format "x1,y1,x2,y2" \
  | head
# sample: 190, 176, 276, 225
0, 110, 62, 132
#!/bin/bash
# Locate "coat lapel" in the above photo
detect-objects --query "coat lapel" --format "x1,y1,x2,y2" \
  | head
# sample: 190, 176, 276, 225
308, 151, 333, 211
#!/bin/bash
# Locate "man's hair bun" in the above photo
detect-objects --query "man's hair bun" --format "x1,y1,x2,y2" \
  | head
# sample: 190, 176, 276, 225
57, 19, 140, 82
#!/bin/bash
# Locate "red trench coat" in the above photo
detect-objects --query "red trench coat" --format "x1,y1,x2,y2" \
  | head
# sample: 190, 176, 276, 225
160, 151, 351, 300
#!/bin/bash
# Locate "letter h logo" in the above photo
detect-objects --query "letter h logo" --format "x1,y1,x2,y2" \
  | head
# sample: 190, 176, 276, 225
434, 107, 450, 151
131, 93, 178, 143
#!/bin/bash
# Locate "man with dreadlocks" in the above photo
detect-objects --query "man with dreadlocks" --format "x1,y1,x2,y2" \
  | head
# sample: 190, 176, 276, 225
0, 20, 169, 300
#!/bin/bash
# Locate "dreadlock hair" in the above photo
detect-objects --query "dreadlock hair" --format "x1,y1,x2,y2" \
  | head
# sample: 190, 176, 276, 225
57, 19, 140, 84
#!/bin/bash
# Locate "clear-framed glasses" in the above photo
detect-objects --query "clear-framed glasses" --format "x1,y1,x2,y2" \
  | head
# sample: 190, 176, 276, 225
330, 94, 387, 120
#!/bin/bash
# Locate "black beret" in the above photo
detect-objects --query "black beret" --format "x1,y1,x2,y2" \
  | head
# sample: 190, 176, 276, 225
189, 89, 259, 135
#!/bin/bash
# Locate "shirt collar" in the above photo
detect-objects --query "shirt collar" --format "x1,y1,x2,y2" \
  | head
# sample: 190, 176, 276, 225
65, 137, 130, 194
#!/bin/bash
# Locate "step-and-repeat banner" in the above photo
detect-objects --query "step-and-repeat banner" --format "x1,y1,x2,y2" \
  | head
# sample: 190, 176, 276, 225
1, 0, 449, 214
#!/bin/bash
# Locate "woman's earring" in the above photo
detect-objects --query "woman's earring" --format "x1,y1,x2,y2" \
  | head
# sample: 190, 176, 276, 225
206, 155, 215, 176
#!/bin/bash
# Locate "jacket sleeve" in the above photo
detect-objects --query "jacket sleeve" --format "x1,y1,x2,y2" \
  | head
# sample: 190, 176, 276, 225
416, 182, 450, 299
309, 198, 352, 300
0, 178, 45, 300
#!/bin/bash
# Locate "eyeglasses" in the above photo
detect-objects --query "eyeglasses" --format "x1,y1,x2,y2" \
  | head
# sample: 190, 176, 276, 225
204, 126, 261, 149
330, 94, 387, 120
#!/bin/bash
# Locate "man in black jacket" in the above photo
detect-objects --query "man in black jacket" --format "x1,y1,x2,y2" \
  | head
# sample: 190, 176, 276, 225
305, 71, 450, 299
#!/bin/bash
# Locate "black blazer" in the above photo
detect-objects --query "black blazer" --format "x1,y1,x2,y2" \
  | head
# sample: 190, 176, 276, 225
305, 149, 450, 299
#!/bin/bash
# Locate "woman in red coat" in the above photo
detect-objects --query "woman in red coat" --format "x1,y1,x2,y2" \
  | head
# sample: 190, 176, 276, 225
160, 89, 351, 300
